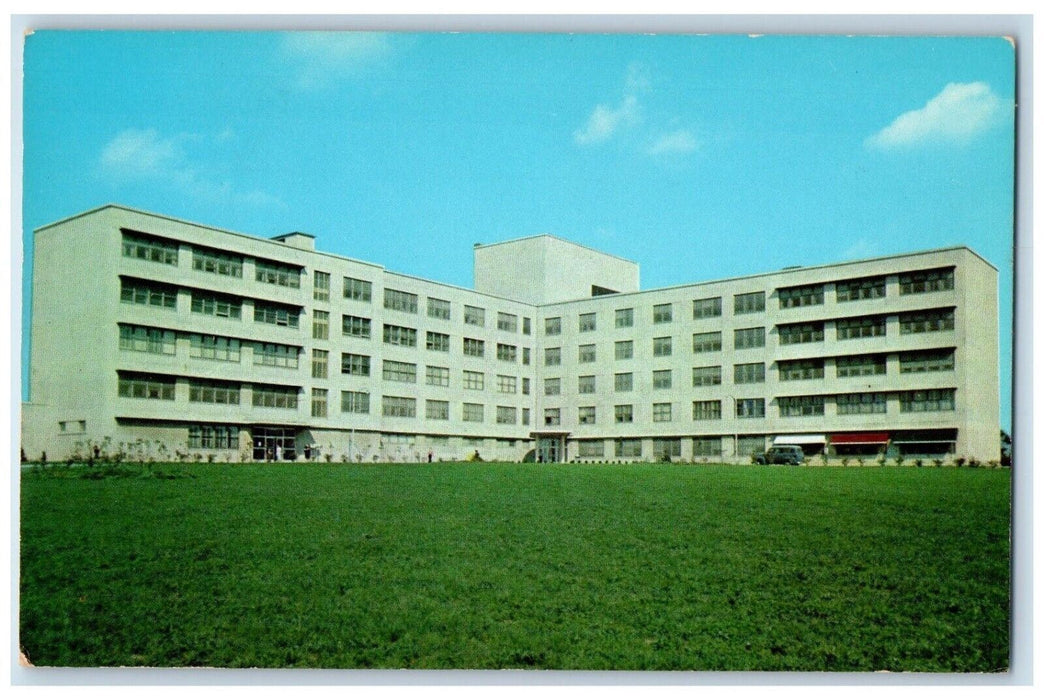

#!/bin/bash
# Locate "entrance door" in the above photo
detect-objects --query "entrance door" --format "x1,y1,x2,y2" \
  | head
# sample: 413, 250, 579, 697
536, 436, 564, 463
252, 427, 297, 461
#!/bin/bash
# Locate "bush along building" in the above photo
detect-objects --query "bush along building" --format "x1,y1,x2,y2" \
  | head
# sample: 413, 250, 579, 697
21, 205, 1000, 464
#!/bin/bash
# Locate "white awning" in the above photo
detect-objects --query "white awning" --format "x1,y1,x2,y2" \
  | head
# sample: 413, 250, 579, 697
773, 434, 827, 446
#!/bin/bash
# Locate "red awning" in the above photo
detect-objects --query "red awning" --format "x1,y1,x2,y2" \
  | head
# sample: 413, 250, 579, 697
830, 432, 889, 445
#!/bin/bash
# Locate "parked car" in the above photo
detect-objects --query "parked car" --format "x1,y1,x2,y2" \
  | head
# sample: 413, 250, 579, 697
752, 445, 805, 465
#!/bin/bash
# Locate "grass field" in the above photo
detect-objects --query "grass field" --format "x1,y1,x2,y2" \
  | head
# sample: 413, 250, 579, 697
19, 461, 1010, 671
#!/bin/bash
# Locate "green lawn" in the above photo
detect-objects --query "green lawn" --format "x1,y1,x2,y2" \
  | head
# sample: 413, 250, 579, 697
19, 461, 1010, 671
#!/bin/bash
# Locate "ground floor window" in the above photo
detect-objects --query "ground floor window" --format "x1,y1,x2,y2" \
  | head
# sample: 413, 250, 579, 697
652, 438, 682, 458
693, 436, 723, 457
189, 424, 239, 450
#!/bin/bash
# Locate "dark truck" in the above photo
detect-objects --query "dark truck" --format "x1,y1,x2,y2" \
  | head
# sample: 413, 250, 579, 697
752, 445, 805, 465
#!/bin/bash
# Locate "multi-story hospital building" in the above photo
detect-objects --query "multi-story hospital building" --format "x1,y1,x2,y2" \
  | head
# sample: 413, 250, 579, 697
21, 204, 1000, 464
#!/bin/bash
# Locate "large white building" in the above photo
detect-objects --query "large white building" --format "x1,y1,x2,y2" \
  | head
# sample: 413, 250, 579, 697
21, 204, 1001, 464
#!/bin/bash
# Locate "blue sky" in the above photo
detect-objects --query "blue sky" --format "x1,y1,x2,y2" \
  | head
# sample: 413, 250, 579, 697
20, 31, 1015, 428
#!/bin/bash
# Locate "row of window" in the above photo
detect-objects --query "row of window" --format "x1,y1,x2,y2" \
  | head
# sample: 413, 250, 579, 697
123, 230, 302, 288
119, 325, 303, 368
328, 392, 532, 424
543, 268, 956, 335
121, 279, 303, 328
541, 389, 956, 426
117, 374, 301, 409
574, 436, 794, 458
338, 316, 533, 363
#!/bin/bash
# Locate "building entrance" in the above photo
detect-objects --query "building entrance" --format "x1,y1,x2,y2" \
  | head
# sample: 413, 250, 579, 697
535, 434, 567, 463
252, 426, 297, 461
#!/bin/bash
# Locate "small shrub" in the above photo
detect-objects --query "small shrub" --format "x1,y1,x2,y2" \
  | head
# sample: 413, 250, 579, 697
933, 458, 944, 468
968, 458, 981, 468
840, 457, 850, 468
207, 453, 216, 463
856, 457, 865, 467
914, 458, 924, 468
955, 457, 967, 467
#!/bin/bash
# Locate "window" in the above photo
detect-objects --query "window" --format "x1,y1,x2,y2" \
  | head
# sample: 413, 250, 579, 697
615, 340, 633, 360
737, 436, 767, 457
778, 284, 825, 308
383, 396, 417, 418
734, 327, 766, 350
614, 372, 633, 392
426, 400, 449, 420
523, 347, 531, 365
837, 316, 886, 340
523, 317, 531, 335
653, 303, 673, 324
615, 405, 634, 423
522, 408, 530, 425
837, 276, 885, 302
189, 334, 240, 362
427, 297, 451, 320
344, 277, 372, 302
253, 343, 299, 369
837, 392, 887, 415
577, 440, 604, 457
463, 370, 485, 390
734, 362, 765, 384
692, 365, 721, 387
497, 375, 517, 393
692, 400, 722, 421
312, 271, 330, 301
119, 325, 175, 355
544, 408, 561, 426
693, 437, 723, 457
778, 395, 824, 417
341, 353, 371, 376
899, 350, 955, 374
653, 403, 672, 422
122, 279, 178, 309
497, 343, 518, 362
522, 378, 531, 395
653, 370, 672, 389
496, 406, 517, 425
653, 437, 681, 456
693, 331, 722, 353
578, 375, 596, 394
254, 301, 299, 328
900, 389, 956, 413
311, 388, 328, 418
117, 373, 175, 401
615, 308, 634, 328
463, 337, 486, 358
693, 297, 722, 319
899, 268, 955, 295
312, 310, 330, 340
341, 391, 370, 414
193, 248, 243, 278
383, 288, 418, 314
545, 347, 561, 366
342, 315, 371, 339
778, 359, 824, 381
252, 385, 299, 409
383, 324, 417, 347
463, 403, 484, 422
734, 291, 765, 314
464, 305, 485, 326
653, 336, 672, 357
190, 290, 240, 319
735, 398, 766, 418
255, 260, 301, 288
498, 312, 518, 332
615, 439, 642, 458
311, 349, 328, 379
426, 365, 450, 387
778, 322, 823, 345
417, 332, 448, 354
382, 360, 417, 383
544, 378, 561, 396
545, 317, 562, 335
121, 230, 178, 265
579, 313, 597, 332
188, 425, 239, 450
578, 406, 597, 425
900, 309, 955, 334
836, 354, 887, 378
578, 344, 596, 363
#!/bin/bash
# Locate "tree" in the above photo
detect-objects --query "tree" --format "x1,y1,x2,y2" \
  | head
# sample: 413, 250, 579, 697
1001, 429, 1012, 466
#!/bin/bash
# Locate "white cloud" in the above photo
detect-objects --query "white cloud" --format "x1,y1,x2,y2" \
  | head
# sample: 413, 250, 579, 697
280, 32, 391, 90
99, 128, 283, 209
866, 82, 1007, 149
647, 129, 698, 155
574, 95, 640, 145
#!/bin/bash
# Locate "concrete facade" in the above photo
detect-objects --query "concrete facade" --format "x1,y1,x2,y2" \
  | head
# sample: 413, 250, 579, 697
21, 204, 1001, 464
